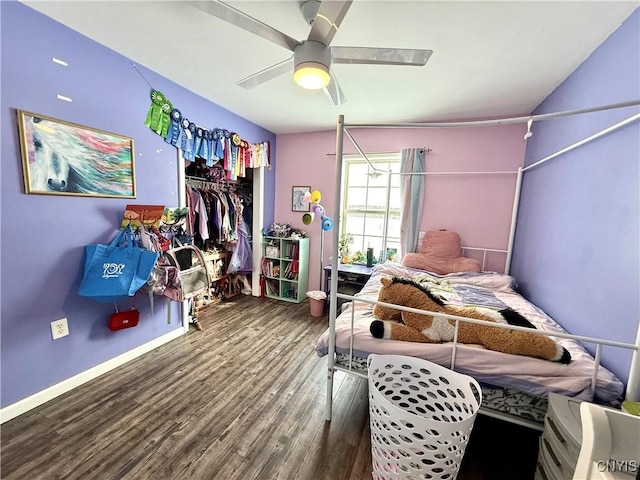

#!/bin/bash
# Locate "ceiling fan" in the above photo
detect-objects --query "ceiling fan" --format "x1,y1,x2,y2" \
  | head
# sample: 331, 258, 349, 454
186, 0, 433, 105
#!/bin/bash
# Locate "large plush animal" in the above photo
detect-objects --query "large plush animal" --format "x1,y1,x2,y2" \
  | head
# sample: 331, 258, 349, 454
370, 276, 571, 364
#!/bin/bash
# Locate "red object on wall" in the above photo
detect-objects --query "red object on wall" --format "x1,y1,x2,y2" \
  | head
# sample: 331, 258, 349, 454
108, 310, 140, 331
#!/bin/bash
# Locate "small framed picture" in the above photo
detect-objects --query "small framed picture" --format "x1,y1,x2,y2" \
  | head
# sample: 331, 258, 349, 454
292, 185, 310, 212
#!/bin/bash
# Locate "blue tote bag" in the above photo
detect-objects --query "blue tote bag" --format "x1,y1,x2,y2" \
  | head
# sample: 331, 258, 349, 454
78, 225, 160, 303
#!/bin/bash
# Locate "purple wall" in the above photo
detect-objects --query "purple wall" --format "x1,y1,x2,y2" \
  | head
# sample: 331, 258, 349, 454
0, 3, 275, 408
511, 9, 639, 389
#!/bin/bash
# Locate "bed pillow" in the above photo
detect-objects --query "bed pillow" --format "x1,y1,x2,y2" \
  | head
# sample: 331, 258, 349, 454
402, 229, 482, 274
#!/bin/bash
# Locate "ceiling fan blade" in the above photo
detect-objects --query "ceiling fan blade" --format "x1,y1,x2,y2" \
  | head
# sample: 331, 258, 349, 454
186, 1, 300, 52
236, 57, 294, 89
307, 0, 353, 47
323, 70, 347, 106
331, 47, 433, 66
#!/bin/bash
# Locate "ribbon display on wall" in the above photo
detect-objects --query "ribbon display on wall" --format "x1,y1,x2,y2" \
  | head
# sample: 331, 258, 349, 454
144, 89, 271, 180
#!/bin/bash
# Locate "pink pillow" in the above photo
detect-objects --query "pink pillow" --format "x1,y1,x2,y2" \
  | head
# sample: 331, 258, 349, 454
420, 230, 463, 257
402, 229, 481, 274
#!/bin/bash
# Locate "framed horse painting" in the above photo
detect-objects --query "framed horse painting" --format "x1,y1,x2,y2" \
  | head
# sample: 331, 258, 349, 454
292, 185, 310, 212
16, 110, 136, 198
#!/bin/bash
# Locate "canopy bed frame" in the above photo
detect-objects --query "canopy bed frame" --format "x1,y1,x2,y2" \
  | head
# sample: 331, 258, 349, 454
322, 105, 640, 430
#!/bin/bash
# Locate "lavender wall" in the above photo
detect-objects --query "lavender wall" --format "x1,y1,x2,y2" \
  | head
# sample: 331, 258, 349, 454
0, 3, 275, 409
275, 125, 527, 291
511, 9, 639, 390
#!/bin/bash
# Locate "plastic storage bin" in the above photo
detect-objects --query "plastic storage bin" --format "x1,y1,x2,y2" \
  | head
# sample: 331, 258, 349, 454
367, 354, 482, 479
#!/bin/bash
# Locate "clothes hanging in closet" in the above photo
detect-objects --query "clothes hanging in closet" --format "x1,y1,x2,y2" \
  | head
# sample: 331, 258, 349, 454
185, 181, 248, 250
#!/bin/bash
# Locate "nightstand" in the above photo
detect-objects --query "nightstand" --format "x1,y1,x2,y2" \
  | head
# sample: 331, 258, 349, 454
323, 264, 373, 310
536, 393, 583, 480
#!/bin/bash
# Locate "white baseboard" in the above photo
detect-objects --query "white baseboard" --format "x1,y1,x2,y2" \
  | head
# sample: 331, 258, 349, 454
0, 328, 185, 424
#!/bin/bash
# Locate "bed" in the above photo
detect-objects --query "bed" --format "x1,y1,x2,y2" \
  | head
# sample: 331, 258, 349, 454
319, 112, 640, 430
316, 261, 626, 427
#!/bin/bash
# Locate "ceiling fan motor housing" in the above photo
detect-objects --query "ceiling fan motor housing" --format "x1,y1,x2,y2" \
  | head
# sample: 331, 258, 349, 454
294, 40, 331, 70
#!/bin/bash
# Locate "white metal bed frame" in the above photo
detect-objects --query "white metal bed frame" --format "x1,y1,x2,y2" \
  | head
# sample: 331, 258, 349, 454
325, 105, 640, 430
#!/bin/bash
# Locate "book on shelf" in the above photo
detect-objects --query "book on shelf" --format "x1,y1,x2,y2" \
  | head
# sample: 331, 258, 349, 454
283, 260, 299, 280
261, 258, 281, 278
265, 279, 279, 296
283, 242, 299, 260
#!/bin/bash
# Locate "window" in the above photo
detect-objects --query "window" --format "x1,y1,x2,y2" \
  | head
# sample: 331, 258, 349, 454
341, 153, 401, 261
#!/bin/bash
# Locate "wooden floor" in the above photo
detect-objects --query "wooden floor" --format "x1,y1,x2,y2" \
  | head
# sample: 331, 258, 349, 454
1, 295, 540, 479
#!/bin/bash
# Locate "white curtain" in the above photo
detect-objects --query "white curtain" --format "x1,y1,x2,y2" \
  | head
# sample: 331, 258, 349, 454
400, 148, 426, 256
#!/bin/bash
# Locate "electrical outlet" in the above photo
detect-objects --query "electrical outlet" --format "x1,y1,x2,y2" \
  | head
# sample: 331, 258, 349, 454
51, 318, 69, 340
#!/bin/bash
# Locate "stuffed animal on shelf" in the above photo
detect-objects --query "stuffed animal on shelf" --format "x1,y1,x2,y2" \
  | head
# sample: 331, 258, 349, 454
370, 276, 571, 364
402, 229, 481, 275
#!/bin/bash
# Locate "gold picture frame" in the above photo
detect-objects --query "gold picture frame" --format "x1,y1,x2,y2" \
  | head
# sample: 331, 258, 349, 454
17, 109, 136, 198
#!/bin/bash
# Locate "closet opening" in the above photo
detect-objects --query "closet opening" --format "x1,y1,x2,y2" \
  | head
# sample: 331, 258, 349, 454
184, 158, 254, 309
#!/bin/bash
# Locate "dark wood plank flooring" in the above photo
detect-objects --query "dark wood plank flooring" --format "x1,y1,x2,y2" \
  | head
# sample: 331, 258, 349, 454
1, 295, 540, 479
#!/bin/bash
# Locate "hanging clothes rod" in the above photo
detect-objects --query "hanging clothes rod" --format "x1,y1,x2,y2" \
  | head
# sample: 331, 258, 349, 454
185, 175, 250, 187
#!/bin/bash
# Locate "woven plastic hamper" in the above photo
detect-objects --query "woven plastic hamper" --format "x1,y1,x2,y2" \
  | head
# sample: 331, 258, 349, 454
367, 354, 482, 480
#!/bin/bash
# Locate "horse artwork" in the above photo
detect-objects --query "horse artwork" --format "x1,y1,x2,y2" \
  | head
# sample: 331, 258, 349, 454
17, 110, 135, 198
370, 276, 571, 363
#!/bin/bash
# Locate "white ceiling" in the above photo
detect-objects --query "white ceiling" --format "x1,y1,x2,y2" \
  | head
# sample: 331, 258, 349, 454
21, 1, 639, 134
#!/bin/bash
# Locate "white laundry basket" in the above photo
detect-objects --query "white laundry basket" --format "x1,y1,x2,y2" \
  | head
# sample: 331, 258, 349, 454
367, 354, 482, 480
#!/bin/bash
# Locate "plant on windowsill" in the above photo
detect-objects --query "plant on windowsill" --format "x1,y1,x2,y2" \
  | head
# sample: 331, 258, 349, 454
339, 233, 354, 264
351, 251, 366, 264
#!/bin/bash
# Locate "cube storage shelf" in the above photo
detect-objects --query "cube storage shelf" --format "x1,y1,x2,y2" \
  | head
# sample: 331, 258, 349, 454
261, 236, 309, 303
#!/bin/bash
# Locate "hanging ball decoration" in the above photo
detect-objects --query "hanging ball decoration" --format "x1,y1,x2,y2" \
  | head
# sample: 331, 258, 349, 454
311, 204, 325, 216
303, 190, 312, 203
321, 216, 334, 231
302, 212, 315, 225
310, 190, 322, 204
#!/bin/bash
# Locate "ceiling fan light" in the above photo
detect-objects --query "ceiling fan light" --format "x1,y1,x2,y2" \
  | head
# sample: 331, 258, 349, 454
294, 62, 330, 90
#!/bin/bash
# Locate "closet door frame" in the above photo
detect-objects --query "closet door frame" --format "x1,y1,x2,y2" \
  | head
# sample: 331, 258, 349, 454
251, 165, 264, 297
178, 151, 264, 300
177, 151, 190, 333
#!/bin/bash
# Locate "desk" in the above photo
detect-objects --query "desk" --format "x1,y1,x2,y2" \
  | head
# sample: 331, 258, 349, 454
323, 264, 373, 309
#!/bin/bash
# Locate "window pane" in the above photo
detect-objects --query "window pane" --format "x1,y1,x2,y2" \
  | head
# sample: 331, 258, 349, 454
342, 155, 401, 259
389, 187, 401, 211
364, 213, 385, 236
347, 163, 369, 186
346, 187, 367, 209
387, 214, 401, 238
351, 234, 365, 253
366, 187, 387, 211
387, 240, 401, 251
344, 212, 364, 234
365, 236, 384, 255
390, 171, 401, 187
368, 170, 388, 187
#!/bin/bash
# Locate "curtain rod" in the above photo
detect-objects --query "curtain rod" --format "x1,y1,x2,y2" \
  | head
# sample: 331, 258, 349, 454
325, 149, 432, 156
